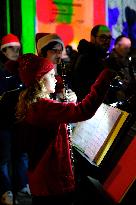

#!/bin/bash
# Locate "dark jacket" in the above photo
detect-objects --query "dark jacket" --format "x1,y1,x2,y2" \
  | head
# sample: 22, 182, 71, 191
0, 61, 8, 95
17, 68, 113, 196
105, 49, 136, 110
0, 52, 23, 92
0, 57, 24, 128
106, 49, 135, 82
71, 39, 107, 101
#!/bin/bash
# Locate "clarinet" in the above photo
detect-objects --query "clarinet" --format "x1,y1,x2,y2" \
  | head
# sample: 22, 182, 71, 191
60, 60, 74, 167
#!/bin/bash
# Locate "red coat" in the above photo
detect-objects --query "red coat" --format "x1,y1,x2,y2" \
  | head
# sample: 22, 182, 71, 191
22, 68, 113, 196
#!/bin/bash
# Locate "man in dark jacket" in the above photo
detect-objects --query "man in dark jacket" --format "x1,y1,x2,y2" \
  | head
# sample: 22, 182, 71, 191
71, 25, 112, 101
105, 35, 136, 112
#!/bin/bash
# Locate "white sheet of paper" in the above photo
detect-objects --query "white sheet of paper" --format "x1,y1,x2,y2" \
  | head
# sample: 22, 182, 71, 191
72, 103, 122, 161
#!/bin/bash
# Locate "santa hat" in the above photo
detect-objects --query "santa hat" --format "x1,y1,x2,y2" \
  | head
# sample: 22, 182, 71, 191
36, 33, 64, 54
18, 53, 54, 87
1, 33, 21, 50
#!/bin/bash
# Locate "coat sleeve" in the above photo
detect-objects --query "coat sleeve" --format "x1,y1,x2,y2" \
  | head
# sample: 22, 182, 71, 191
0, 69, 8, 95
27, 68, 114, 125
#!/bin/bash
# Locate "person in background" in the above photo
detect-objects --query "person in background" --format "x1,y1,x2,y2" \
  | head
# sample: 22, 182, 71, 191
65, 45, 77, 62
0, 34, 30, 205
107, 35, 132, 72
105, 35, 136, 112
65, 45, 78, 88
71, 25, 112, 101
0, 33, 22, 90
15, 53, 114, 205
1, 33, 20, 61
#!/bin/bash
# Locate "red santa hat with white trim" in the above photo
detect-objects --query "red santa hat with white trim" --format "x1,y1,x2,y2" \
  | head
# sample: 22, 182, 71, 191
36, 33, 64, 55
1, 33, 21, 50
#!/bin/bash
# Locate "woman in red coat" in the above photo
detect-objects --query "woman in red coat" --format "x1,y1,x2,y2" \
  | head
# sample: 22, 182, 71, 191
16, 53, 113, 205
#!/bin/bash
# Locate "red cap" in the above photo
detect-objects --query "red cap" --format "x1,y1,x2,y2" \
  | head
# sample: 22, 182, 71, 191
18, 53, 54, 87
1, 33, 20, 50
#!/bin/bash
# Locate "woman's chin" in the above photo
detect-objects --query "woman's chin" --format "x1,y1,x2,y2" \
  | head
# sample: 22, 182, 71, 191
49, 88, 55, 93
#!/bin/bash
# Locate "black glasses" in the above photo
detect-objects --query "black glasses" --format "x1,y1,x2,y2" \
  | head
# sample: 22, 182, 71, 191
95, 34, 112, 41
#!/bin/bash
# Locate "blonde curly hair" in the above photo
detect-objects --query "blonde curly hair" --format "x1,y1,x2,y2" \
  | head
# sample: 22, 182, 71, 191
16, 79, 49, 122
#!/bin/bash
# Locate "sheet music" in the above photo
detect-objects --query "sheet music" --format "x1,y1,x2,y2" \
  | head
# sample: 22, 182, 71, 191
72, 103, 122, 161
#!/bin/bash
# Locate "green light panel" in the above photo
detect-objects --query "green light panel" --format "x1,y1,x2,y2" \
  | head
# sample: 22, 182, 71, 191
21, 0, 36, 53
6, 0, 10, 33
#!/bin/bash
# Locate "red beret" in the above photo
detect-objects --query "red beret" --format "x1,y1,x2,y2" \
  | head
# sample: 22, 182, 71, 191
18, 53, 54, 87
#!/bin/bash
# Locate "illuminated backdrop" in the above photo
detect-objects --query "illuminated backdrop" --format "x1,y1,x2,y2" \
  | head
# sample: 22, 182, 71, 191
108, 0, 136, 48
20, 0, 136, 53
36, 0, 106, 49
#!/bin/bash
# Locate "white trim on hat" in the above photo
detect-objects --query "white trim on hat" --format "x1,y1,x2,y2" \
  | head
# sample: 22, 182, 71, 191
37, 35, 64, 54
1, 42, 21, 50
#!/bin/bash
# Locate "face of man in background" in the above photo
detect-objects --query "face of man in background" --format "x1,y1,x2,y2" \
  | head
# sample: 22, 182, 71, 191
91, 26, 112, 52
46, 43, 63, 64
3, 46, 20, 61
115, 37, 131, 57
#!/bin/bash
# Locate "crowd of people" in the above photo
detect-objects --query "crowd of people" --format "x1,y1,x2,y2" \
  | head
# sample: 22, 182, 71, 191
0, 24, 136, 205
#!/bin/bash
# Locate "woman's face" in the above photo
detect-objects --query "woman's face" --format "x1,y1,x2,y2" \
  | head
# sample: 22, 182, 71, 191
41, 69, 57, 93
46, 43, 63, 64
3, 46, 20, 60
